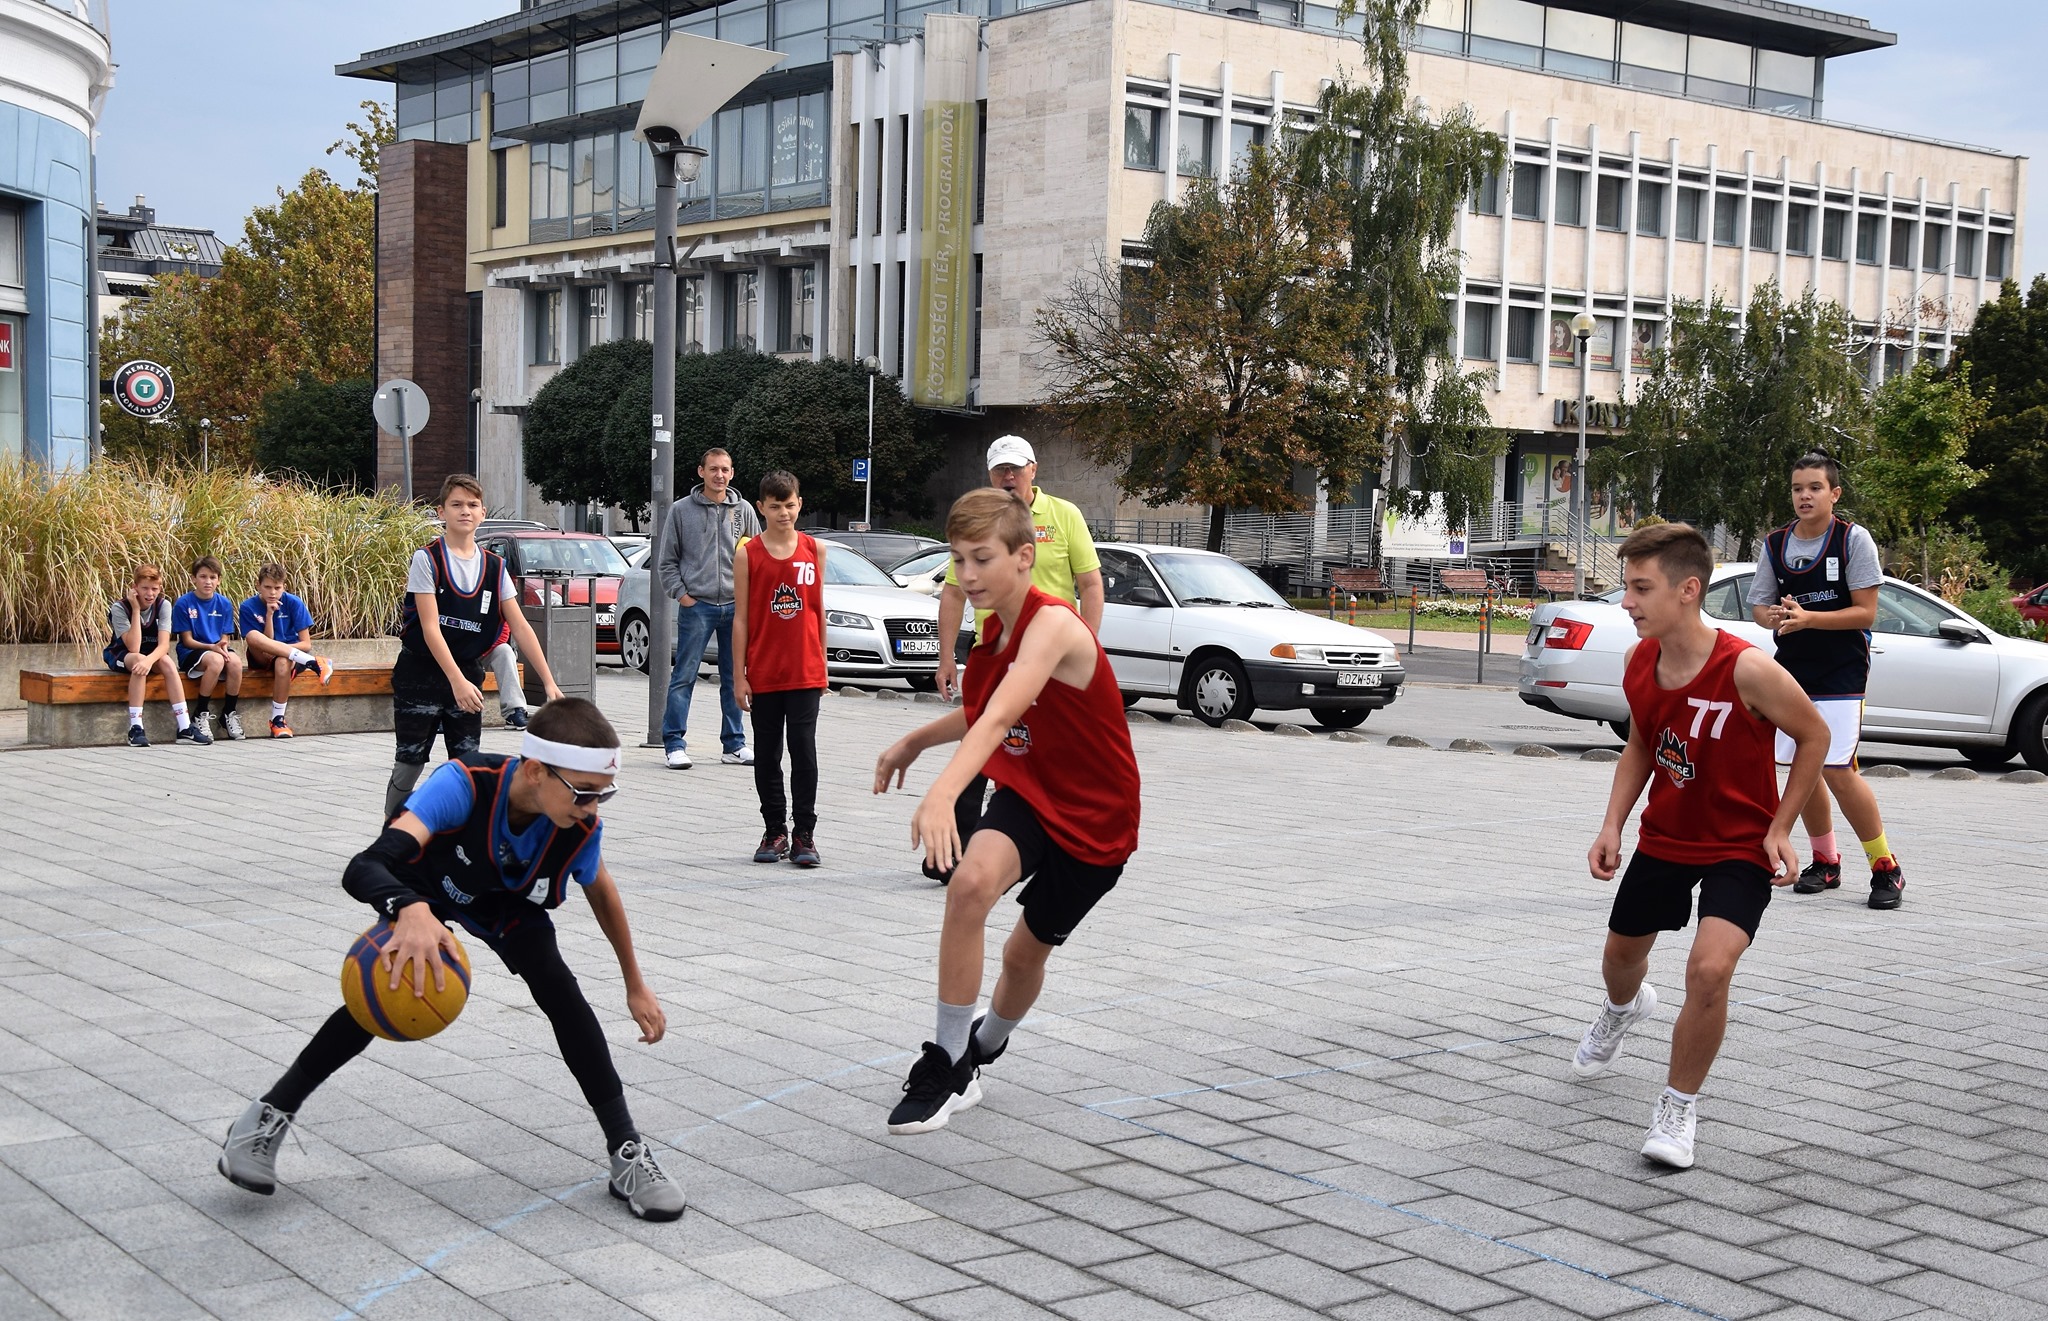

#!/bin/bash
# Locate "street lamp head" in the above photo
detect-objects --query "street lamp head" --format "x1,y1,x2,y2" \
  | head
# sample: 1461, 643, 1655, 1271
672, 143, 709, 185
862, 355, 881, 371
1570, 311, 1599, 340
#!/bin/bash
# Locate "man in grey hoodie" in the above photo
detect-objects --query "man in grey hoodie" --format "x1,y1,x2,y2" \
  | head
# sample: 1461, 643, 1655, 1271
656, 448, 763, 769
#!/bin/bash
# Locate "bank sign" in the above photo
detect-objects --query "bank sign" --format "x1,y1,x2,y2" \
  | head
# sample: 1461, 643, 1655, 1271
1553, 398, 1630, 431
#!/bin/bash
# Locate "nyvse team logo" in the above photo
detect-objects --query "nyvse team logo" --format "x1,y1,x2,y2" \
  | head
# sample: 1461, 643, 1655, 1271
1655, 728, 1696, 786
770, 583, 803, 618
1001, 723, 1032, 755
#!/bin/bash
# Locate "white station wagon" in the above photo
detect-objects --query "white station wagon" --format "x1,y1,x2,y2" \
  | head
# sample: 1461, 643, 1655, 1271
1096, 544, 1406, 728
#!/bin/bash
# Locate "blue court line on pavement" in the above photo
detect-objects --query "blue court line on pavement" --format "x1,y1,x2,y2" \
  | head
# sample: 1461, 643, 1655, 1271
1084, 1031, 1730, 1320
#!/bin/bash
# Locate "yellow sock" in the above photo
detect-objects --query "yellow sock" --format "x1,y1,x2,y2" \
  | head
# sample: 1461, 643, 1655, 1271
1860, 832, 1895, 869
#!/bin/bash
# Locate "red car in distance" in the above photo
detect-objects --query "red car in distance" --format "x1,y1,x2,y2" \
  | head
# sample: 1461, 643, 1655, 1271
2017, 583, 2048, 626
478, 530, 632, 658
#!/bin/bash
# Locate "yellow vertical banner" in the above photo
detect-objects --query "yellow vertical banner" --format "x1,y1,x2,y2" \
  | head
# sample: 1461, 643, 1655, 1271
915, 15, 979, 408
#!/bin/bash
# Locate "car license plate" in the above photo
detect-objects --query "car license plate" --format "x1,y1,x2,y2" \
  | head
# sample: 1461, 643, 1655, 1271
895, 638, 940, 657
595, 612, 616, 626
1336, 670, 1381, 688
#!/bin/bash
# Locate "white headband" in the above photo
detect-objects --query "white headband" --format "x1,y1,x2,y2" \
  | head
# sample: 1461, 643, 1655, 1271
521, 733, 621, 776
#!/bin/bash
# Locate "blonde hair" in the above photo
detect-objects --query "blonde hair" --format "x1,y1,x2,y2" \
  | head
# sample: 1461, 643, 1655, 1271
946, 487, 1034, 552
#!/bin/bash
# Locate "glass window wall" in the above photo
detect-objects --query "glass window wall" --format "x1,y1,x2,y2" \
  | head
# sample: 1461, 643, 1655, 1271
1462, 301, 1496, 359
1543, 9, 1613, 80
1125, 106, 1162, 170
1636, 181, 1665, 237
1510, 161, 1544, 220
1619, 22, 1685, 93
1688, 35, 1752, 107
1468, 0, 1542, 68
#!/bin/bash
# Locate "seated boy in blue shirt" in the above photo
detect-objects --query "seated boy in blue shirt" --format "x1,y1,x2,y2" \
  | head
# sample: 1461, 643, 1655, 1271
238, 562, 333, 738
174, 556, 245, 742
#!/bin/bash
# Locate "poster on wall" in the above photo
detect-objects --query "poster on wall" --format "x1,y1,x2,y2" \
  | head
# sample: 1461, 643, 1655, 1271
1630, 320, 1658, 370
1519, 452, 1574, 535
1546, 315, 1576, 367
1588, 318, 1616, 370
1382, 492, 1466, 559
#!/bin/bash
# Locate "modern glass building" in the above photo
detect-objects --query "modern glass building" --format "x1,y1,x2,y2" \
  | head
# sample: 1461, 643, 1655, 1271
0, 0, 113, 471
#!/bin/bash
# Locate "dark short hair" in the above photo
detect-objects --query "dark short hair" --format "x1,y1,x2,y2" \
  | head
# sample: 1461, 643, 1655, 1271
701, 448, 732, 466
527, 696, 619, 749
190, 555, 223, 577
947, 486, 1035, 552
760, 470, 800, 501
1791, 452, 1841, 489
1619, 521, 1713, 594
437, 473, 485, 506
256, 562, 287, 586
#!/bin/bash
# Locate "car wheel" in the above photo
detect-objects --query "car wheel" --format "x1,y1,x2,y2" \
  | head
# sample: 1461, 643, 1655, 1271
1121, 691, 1142, 709
1960, 744, 2016, 768
1186, 655, 1253, 726
906, 674, 939, 692
1314, 708, 1370, 731
2015, 690, 2048, 774
1607, 716, 1630, 744
620, 612, 650, 674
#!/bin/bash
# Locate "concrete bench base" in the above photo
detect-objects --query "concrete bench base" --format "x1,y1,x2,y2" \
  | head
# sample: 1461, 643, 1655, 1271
29, 695, 513, 748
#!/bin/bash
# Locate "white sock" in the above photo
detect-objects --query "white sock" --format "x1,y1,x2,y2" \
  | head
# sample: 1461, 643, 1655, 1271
288, 649, 314, 665
171, 702, 190, 730
271, 701, 288, 719
1663, 1086, 1698, 1104
1605, 994, 1634, 1013
127, 707, 142, 725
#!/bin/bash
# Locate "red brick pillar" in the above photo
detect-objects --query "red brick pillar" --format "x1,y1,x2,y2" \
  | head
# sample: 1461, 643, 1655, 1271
375, 140, 470, 500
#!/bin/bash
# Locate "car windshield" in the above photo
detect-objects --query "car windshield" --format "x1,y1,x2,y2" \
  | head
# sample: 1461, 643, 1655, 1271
1150, 553, 1290, 608
518, 537, 629, 575
894, 548, 951, 577
822, 546, 899, 588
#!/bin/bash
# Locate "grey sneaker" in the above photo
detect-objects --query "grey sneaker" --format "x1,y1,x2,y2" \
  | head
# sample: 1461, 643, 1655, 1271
1641, 1091, 1698, 1169
609, 1139, 685, 1221
1571, 984, 1658, 1079
221, 710, 247, 741
218, 1100, 293, 1194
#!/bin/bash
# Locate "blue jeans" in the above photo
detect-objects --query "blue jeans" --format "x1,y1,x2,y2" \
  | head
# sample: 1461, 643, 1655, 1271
663, 599, 744, 755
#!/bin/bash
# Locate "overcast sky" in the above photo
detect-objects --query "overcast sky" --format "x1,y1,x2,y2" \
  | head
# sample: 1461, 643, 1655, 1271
94, 0, 2044, 279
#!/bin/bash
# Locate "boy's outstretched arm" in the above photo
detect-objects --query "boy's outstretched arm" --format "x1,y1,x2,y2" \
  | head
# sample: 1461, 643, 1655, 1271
584, 862, 665, 1043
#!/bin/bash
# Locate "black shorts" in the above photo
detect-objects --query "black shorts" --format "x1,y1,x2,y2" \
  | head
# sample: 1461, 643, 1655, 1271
392, 648, 484, 766
1608, 851, 1774, 941
976, 787, 1124, 947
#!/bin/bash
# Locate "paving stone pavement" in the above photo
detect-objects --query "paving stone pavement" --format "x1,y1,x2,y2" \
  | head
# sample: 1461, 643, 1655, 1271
1, 670, 2044, 1320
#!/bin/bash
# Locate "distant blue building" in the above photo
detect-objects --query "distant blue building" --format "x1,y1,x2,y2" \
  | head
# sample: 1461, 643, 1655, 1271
0, 0, 113, 471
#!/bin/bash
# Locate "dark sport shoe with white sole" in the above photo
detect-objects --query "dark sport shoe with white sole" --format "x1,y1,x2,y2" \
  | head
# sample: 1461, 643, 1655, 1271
887, 1042, 981, 1135
754, 831, 789, 863
608, 1139, 685, 1221
1571, 984, 1658, 1079
1869, 862, 1904, 910
218, 1100, 294, 1194
1792, 858, 1841, 894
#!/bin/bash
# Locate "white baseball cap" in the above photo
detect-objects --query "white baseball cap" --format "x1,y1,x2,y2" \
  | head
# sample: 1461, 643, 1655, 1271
985, 435, 1036, 470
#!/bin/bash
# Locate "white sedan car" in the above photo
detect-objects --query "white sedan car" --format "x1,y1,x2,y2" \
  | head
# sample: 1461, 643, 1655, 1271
1518, 562, 2048, 771
1097, 544, 1406, 728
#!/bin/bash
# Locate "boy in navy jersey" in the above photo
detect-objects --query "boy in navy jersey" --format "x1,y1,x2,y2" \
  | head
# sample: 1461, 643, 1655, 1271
174, 556, 245, 741
386, 474, 564, 819
1573, 522, 1828, 1170
218, 698, 682, 1221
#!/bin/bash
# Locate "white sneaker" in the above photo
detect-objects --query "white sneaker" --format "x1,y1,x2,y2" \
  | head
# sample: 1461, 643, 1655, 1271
1641, 1091, 1698, 1168
721, 746, 755, 765
665, 748, 693, 770
221, 710, 247, 741
1571, 984, 1657, 1078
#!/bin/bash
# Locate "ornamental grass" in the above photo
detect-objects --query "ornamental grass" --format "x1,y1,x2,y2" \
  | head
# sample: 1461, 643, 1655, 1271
0, 459, 434, 645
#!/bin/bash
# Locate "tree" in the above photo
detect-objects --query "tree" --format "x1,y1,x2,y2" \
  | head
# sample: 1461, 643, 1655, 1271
525, 339, 652, 512
725, 358, 934, 521
1859, 363, 1987, 587
1037, 141, 1389, 551
1949, 276, 2048, 580
598, 347, 790, 524
1595, 283, 1871, 558
254, 375, 377, 489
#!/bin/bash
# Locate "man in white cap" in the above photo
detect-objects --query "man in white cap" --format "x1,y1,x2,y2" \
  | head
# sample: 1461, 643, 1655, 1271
931, 435, 1103, 882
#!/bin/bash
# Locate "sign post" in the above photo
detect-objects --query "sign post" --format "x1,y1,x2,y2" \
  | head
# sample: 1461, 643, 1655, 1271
373, 379, 431, 503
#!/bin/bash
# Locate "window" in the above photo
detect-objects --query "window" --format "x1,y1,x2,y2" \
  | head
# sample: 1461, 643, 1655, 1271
1988, 232, 2012, 279
1462, 302, 1496, 360
1675, 187, 1704, 241
1176, 114, 1214, 178
1754, 50, 1816, 116
1511, 161, 1544, 220
1749, 199, 1778, 251
492, 148, 508, 229
1822, 209, 1847, 259
1922, 224, 1948, 272
1124, 105, 1161, 170
530, 141, 571, 222
1635, 181, 1665, 236
1596, 176, 1628, 231
1703, 575, 1748, 622
1544, 9, 1615, 80
577, 285, 608, 352
625, 282, 653, 340
1874, 583, 1957, 638
1506, 305, 1539, 362
1414, 0, 1465, 52
1229, 121, 1266, 173
779, 266, 817, 353
1554, 170, 1586, 226
680, 278, 705, 353
1955, 228, 1979, 277
1097, 548, 1167, 605
529, 52, 569, 123
532, 289, 562, 364
1712, 193, 1742, 246
1471, 169, 1501, 216
1469, 0, 1543, 68
1688, 35, 1753, 107
1889, 218, 1915, 270
1619, 22, 1685, 93
1784, 204, 1813, 256
727, 270, 760, 349
1856, 213, 1881, 264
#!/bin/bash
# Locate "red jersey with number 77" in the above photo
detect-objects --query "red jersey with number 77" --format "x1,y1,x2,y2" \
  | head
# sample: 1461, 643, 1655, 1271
1622, 631, 1779, 870
963, 588, 1140, 866
743, 534, 827, 693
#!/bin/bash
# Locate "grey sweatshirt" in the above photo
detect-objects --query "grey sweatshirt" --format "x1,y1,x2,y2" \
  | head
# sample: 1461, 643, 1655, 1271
656, 483, 762, 604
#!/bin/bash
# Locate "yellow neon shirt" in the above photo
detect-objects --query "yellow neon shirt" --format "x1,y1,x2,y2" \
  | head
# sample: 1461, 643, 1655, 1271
946, 487, 1100, 637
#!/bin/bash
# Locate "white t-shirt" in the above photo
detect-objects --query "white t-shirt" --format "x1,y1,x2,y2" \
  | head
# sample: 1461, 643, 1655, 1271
408, 546, 516, 599
1747, 521, 1881, 606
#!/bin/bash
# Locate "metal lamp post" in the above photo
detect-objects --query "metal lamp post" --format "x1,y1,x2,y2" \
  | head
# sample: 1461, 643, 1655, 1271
862, 355, 880, 531
1570, 310, 1598, 599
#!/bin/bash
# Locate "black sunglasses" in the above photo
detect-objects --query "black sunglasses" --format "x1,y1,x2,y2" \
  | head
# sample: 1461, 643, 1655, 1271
544, 763, 619, 806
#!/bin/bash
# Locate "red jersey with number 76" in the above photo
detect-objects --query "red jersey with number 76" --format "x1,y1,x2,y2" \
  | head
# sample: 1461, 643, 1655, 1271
1622, 631, 1779, 869
743, 534, 827, 693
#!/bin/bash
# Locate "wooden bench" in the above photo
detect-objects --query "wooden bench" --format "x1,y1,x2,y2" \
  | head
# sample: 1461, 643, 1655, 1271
1533, 569, 1580, 600
22, 663, 512, 748
1437, 568, 1491, 597
1329, 567, 1392, 603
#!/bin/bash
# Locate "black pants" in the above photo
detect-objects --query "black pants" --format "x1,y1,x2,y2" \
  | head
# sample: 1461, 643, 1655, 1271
263, 913, 632, 1145
392, 648, 483, 767
750, 687, 823, 833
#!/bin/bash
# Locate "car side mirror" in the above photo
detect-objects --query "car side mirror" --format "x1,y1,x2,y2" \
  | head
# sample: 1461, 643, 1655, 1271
1127, 585, 1167, 608
1938, 618, 1988, 645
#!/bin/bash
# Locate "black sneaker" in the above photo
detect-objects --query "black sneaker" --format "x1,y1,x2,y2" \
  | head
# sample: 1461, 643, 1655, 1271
176, 721, 212, 747
754, 831, 789, 863
503, 707, 530, 730
791, 833, 820, 868
968, 1014, 1008, 1068
921, 859, 954, 886
886, 1042, 981, 1135
1869, 862, 1904, 910
126, 723, 149, 748
1793, 859, 1841, 894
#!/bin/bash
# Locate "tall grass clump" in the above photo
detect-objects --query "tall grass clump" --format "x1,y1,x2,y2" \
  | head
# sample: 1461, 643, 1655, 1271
0, 459, 435, 645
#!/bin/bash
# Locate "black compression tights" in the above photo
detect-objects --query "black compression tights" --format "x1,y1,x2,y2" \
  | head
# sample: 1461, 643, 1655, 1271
264, 919, 636, 1149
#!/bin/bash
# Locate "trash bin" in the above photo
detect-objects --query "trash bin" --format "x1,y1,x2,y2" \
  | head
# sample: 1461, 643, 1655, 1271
518, 570, 596, 704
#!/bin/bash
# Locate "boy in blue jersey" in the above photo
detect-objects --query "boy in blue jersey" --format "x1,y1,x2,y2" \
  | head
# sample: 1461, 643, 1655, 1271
217, 697, 683, 1221
239, 564, 334, 738
174, 556, 245, 742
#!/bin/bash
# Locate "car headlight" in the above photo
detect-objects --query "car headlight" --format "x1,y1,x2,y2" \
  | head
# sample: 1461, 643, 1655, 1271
826, 610, 873, 629
1269, 644, 1323, 664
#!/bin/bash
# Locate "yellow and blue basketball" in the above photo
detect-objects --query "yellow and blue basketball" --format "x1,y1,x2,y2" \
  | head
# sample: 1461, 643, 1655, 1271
340, 921, 472, 1041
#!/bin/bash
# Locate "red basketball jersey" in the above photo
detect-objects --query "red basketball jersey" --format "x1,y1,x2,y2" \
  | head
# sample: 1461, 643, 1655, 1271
1623, 630, 1780, 869
963, 588, 1141, 866
743, 533, 827, 693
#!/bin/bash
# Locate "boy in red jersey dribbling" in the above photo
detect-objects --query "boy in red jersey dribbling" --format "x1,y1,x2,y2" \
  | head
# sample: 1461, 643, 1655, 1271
1571, 522, 1829, 1170
873, 488, 1141, 1135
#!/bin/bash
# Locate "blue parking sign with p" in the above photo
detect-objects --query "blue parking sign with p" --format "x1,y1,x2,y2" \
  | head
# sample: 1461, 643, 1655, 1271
852, 459, 870, 482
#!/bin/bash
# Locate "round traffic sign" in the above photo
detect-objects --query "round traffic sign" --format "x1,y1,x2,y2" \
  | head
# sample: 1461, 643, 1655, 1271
113, 360, 174, 419
373, 379, 431, 435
